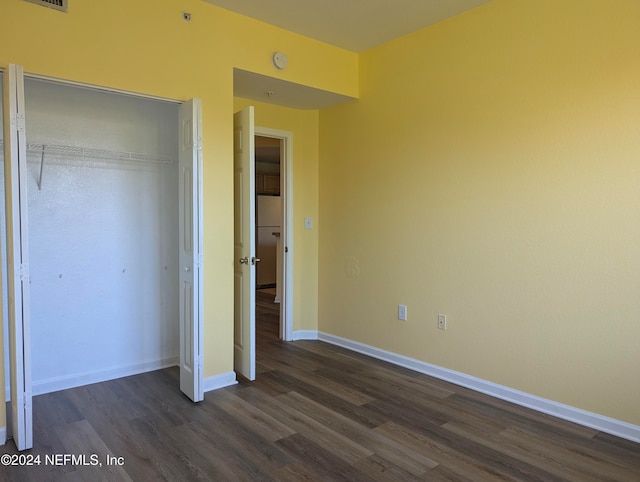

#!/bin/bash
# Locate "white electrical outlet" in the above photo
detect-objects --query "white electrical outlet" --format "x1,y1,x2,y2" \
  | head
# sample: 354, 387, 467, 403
398, 304, 407, 321
438, 314, 447, 330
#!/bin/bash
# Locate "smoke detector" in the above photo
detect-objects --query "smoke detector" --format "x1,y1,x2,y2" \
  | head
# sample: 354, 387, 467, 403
24, 0, 68, 13
272, 52, 288, 71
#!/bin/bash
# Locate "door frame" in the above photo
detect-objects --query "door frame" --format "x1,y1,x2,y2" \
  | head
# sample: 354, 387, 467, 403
1, 68, 203, 448
255, 126, 293, 342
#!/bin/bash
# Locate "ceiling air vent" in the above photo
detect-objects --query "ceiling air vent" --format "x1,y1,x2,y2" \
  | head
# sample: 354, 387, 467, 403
24, 0, 68, 13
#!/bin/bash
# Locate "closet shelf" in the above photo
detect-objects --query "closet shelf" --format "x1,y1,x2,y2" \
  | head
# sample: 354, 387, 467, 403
0, 140, 174, 165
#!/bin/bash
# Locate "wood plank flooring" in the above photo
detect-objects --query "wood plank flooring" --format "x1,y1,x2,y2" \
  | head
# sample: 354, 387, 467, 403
2, 291, 639, 480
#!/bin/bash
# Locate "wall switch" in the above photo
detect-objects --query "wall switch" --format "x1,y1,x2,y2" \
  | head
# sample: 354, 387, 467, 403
304, 217, 313, 230
438, 314, 447, 330
398, 304, 407, 321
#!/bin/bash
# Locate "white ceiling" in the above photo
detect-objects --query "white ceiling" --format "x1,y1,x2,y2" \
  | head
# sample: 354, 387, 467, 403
225, 0, 492, 110
205, 0, 491, 52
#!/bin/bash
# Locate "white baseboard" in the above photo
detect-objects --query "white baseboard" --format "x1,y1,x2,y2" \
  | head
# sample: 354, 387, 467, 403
0, 425, 6, 446
292, 330, 318, 341
203, 371, 237, 392
318, 332, 640, 443
31, 356, 179, 396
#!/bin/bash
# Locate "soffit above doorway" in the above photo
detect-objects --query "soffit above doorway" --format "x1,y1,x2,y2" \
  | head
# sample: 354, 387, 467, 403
234, 68, 356, 110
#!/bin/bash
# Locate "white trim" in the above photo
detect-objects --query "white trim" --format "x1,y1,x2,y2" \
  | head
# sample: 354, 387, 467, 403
31, 357, 179, 396
318, 332, 640, 443
292, 330, 319, 341
0, 425, 6, 446
255, 126, 294, 342
203, 371, 238, 392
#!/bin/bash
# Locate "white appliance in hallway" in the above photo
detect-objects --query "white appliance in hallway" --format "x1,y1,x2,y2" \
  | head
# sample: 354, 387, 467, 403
256, 195, 281, 291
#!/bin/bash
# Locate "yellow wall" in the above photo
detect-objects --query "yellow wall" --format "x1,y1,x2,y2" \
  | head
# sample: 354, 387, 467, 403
0, 0, 357, 431
233, 97, 320, 331
319, 0, 640, 425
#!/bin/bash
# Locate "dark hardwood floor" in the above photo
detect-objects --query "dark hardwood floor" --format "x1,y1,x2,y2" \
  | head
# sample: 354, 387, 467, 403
2, 291, 639, 480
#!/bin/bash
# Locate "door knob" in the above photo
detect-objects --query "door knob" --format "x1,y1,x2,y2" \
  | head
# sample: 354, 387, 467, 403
239, 257, 249, 264
251, 257, 261, 265
185, 266, 191, 272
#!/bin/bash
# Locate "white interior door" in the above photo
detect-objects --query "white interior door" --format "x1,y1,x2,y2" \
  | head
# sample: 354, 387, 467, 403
233, 106, 256, 380
178, 98, 203, 402
3, 64, 32, 450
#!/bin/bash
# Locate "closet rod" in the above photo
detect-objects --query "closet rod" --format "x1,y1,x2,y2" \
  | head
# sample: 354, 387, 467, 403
37, 145, 45, 191
0, 140, 174, 165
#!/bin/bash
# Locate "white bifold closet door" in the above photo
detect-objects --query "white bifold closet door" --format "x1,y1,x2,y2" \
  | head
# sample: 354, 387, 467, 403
3, 64, 32, 451
178, 98, 204, 403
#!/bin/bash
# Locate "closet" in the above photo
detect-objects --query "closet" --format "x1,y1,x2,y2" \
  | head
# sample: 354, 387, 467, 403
9, 78, 180, 395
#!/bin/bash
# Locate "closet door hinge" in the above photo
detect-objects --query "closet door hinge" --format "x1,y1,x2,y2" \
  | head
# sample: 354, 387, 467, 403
15, 391, 32, 412
16, 113, 26, 132
18, 263, 29, 282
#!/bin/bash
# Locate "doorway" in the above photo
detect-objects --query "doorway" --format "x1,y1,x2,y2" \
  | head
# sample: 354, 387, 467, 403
255, 134, 282, 344
255, 136, 283, 294
255, 127, 293, 344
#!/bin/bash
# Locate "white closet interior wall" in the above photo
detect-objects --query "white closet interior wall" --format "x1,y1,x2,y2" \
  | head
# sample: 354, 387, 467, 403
21, 79, 179, 395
